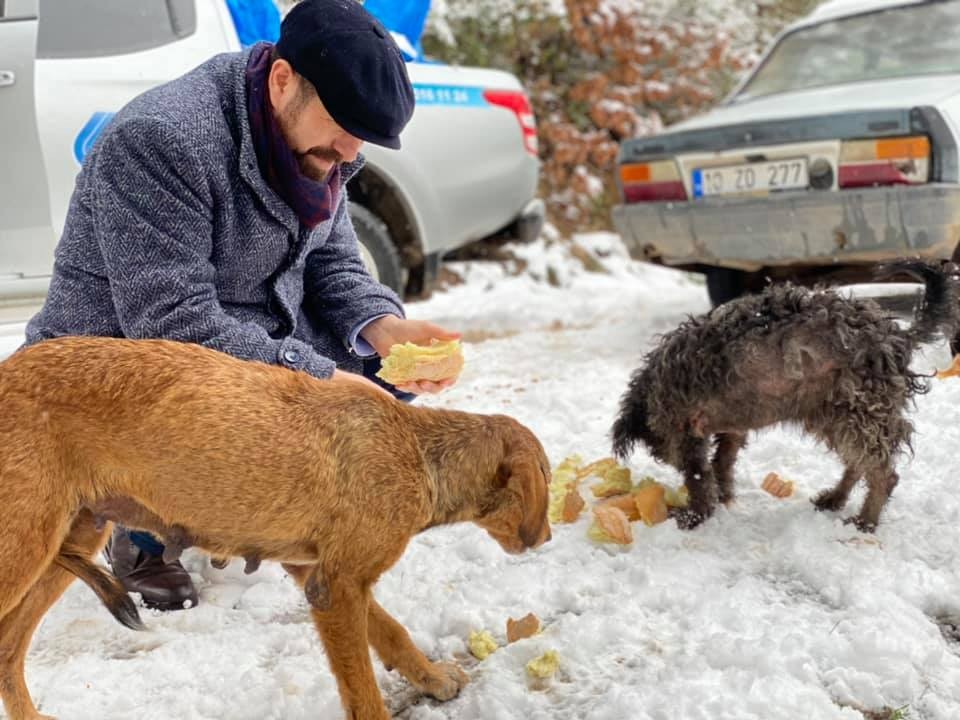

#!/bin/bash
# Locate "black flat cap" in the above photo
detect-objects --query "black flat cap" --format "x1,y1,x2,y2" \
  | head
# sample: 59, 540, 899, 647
276, 0, 415, 149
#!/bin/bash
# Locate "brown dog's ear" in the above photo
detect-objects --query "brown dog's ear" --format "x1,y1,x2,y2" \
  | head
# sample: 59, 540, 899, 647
499, 454, 550, 547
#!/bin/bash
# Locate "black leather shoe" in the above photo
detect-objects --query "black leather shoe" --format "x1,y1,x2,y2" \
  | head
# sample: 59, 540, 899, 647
105, 528, 198, 611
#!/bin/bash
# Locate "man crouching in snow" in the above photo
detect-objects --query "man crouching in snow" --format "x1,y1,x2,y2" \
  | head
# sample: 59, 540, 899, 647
22, 0, 459, 611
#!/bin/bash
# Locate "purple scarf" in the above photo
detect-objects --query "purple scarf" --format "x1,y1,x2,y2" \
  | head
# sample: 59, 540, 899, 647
245, 43, 340, 229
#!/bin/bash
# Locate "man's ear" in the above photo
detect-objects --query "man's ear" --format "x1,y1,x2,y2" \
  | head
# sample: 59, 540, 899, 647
268, 57, 297, 109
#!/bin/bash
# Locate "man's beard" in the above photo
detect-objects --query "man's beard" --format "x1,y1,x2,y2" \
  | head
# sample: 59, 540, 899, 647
276, 102, 341, 182
296, 148, 341, 182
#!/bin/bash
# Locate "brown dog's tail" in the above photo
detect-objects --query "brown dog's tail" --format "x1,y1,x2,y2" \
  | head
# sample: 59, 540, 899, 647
877, 259, 958, 347
55, 552, 145, 631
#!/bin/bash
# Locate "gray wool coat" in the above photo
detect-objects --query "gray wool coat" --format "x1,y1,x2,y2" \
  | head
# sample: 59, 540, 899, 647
25, 46, 404, 379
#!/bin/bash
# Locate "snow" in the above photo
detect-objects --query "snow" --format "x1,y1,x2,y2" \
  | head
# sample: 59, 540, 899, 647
6, 234, 960, 719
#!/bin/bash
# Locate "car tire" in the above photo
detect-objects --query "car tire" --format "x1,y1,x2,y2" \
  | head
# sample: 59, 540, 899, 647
349, 202, 404, 294
705, 267, 748, 307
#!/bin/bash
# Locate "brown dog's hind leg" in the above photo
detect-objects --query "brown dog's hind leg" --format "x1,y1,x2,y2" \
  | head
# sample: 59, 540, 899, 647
675, 434, 717, 530
712, 432, 746, 505
0, 509, 110, 720
812, 466, 860, 513
367, 598, 468, 702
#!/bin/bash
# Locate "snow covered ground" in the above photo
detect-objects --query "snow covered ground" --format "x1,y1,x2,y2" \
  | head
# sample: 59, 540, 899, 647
6, 234, 960, 720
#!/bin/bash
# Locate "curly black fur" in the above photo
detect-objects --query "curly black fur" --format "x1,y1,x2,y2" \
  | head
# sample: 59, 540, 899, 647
613, 261, 959, 531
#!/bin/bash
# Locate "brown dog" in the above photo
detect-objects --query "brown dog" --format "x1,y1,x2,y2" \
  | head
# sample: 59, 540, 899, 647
0, 337, 551, 720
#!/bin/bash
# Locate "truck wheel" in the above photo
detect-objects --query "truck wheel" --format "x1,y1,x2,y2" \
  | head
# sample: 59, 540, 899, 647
705, 267, 748, 307
349, 202, 404, 294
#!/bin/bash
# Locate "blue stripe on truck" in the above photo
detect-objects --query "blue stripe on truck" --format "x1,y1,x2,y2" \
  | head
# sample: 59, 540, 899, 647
74, 112, 115, 165
412, 85, 487, 107
74, 86, 488, 165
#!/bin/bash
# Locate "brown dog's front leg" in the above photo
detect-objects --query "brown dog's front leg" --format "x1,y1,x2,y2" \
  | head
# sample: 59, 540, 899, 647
367, 599, 468, 702
310, 582, 390, 720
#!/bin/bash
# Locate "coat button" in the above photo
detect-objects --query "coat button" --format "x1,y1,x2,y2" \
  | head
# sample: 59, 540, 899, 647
283, 348, 302, 364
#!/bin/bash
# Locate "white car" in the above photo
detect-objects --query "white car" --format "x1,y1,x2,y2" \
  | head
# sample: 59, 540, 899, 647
612, 0, 960, 306
0, 0, 543, 329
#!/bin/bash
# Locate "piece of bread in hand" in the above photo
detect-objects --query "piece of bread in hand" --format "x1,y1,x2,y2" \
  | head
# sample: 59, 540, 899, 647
375, 339, 464, 384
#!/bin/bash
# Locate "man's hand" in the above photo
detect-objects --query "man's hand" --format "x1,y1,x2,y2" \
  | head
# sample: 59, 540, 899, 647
330, 369, 394, 398
361, 315, 462, 395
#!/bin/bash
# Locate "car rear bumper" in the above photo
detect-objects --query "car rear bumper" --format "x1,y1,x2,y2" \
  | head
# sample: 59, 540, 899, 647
502, 198, 545, 243
612, 183, 960, 271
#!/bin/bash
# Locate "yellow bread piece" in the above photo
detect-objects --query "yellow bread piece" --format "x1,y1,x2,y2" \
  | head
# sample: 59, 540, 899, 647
590, 466, 633, 498
468, 630, 499, 660
664, 484, 689, 509
376, 339, 464, 384
587, 505, 633, 544
548, 456, 586, 524
598, 492, 641, 522
576, 457, 618, 480
633, 483, 669, 526
526, 650, 560, 679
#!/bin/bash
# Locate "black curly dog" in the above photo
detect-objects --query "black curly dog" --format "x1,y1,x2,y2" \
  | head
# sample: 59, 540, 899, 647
612, 260, 957, 532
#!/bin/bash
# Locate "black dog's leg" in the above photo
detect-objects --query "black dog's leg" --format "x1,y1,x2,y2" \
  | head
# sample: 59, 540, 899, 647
676, 434, 716, 529
850, 468, 898, 532
712, 432, 746, 505
812, 466, 860, 513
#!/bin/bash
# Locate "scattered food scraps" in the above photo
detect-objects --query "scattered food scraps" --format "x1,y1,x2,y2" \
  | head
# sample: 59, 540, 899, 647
588, 505, 633, 544
526, 650, 560, 679
936, 355, 960, 379
633, 483, 669, 526
761, 472, 795, 498
507, 613, 541, 643
590, 466, 633, 498
468, 630, 499, 660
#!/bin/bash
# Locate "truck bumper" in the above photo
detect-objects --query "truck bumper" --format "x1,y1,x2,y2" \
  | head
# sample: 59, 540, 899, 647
612, 184, 960, 271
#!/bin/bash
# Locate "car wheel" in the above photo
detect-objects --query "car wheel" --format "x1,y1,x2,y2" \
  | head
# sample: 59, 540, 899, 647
705, 267, 748, 307
349, 202, 404, 294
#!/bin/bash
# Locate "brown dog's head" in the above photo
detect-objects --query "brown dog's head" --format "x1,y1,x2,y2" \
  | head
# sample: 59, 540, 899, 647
474, 418, 552, 554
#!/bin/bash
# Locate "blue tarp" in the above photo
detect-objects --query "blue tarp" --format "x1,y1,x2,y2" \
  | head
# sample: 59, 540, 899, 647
225, 0, 431, 60
225, 0, 281, 46
363, 0, 430, 60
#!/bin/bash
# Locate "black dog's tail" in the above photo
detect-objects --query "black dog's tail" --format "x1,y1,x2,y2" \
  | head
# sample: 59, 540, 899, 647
612, 369, 654, 460
877, 259, 958, 347
55, 552, 145, 631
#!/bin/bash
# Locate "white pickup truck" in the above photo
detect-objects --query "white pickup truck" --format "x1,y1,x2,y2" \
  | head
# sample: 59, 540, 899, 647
0, 0, 543, 332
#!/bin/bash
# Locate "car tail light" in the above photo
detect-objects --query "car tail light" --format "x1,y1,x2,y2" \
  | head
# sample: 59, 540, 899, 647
838, 136, 930, 188
483, 89, 539, 157
619, 160, 687, 203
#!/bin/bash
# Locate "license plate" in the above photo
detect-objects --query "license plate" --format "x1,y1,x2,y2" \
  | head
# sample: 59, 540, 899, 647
692, 159, 808, 198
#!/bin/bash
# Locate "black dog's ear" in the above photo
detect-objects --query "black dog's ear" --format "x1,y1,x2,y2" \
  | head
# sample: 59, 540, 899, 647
612, 369, 657, 459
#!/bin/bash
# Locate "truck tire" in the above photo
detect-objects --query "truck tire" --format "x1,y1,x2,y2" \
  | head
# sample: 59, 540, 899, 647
705, 267, 748, 307
349, 202, 404, 294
